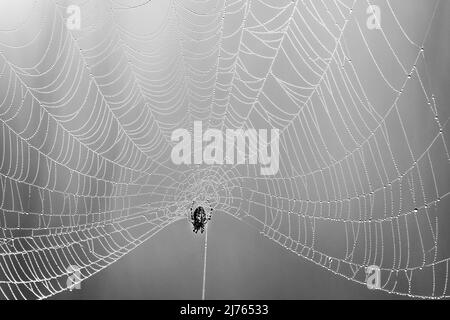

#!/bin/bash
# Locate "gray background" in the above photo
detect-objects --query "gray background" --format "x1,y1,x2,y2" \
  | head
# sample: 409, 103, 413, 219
0, 0, 449, 300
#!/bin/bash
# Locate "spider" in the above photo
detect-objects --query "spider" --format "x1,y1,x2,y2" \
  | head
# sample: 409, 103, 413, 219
189, 200, 212, 234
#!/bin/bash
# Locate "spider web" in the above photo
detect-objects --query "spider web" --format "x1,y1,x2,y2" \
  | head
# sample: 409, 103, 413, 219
0, 0, 449, 299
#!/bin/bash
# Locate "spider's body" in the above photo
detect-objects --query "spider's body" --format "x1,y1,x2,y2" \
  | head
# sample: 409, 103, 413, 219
189, 201, 212, 233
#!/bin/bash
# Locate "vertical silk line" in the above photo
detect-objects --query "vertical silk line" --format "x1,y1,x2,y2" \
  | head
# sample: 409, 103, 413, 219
202, 224, 208, 300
